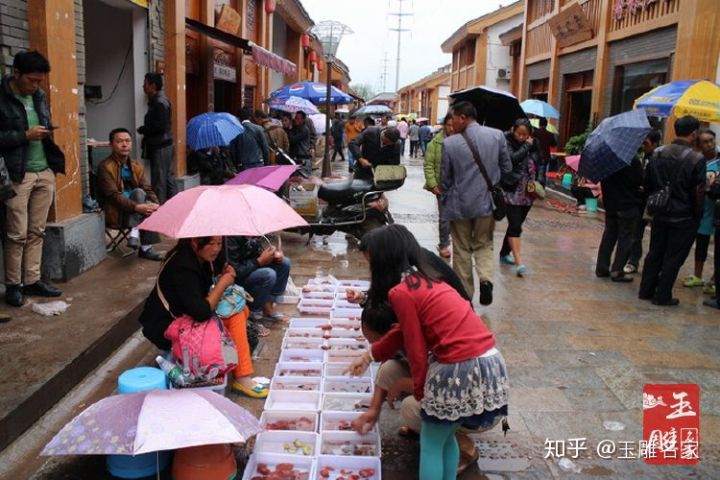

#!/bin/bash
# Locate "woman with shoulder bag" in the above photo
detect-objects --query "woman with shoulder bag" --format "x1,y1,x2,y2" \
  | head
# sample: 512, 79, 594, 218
138, 236, 267, 398
500, 118, 541, 277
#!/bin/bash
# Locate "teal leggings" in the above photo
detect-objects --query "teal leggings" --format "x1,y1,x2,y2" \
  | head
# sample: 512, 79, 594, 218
419, 420, 461, 480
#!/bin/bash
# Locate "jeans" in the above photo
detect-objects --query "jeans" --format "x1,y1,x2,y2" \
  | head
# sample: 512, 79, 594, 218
400, 138, 407, 156
639, 221, 697, 302
596, 207, 640, 276
242, 257, 291, 311
410, 140, 419, 157
500, 205, 531, 257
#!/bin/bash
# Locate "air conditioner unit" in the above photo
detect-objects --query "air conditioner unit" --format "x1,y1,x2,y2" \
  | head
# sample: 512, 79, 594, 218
497, 68, 511, 80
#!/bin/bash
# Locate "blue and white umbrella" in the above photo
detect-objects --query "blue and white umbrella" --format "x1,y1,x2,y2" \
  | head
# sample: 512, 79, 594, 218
269, 81, 353, 105
578, 109, 651, 182
520, 99, 560, 119
353, 105, 393, 116
186, 112, 244, 150
268, 96, 320, 115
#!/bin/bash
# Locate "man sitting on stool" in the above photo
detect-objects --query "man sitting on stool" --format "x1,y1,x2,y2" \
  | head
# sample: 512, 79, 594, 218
97, 128, 162, 261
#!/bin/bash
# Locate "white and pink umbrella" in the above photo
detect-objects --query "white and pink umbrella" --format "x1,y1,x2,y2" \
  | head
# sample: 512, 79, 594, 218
138, 184, 308, 238
41, 389, 261, 456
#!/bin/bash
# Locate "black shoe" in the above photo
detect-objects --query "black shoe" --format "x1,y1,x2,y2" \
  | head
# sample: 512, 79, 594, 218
652, 298, 679, 306
596, 271, 610, 278
638, 294, 653, 301
139, 247, 163, 261
5, 284, 23, 307
479, 281, 493, 306
703, 298, 720, 309
0, 313, 10, 323
23, 280, 62, 297
611, 275, 633, 283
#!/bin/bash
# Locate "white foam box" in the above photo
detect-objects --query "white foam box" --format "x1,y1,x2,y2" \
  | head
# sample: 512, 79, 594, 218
326, 350, 362, 364
327, 338, 369, 352
324, 363, 371, 379
333, 299, 360, 309
285, 327, 326, 339
289, 318, 331, 329
280, 348, 326, 363
320, 411, 379, 434
241, 452, 316, 480
260, 410, 318, 432
322, 393, 372, 413
282, 336, 326, 350
301, 291, 336, 300
316, 455, 382, 480
322, 377, 373, 395
276, 294, 300, 305
323, 329, 365, 341
254, 431, 320, 457
337, 279, 370, 289
319, 431, 381, 457
274, 361, 323, 378
331, 308, 363, 320
329, 318, 362, 331
307, 275, 338, 286
265, 390, 321, 411
297, 299, 334, 316
270, 375, 322, 392
301, 284, 337, 294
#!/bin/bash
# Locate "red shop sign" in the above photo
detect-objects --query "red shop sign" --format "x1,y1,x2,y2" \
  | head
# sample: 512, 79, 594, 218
642, 384, 700, 465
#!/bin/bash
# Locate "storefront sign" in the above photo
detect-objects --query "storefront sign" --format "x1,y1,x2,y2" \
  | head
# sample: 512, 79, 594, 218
214, 63, 237, 82
548, 3, 593, 49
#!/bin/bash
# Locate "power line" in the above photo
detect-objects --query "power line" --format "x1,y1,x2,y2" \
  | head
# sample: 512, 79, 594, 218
388, 0, 412, 93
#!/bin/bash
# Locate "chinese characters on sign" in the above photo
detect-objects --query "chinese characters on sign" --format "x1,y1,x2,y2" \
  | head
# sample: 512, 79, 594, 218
547, 3, 593, 49
643, 384, 700, 464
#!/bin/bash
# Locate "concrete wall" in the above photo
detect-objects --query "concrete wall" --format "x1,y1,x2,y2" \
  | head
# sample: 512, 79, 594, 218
485, 15, 523, 91
271, 14, 288, 93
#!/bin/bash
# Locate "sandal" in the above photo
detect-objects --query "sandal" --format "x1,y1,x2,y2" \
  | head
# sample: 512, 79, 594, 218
254, 323, 271, 337
232, 381, 269, 399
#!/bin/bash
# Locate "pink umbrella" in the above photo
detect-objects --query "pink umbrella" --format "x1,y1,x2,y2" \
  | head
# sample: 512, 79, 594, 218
41, 389, 261, 455
138, 185, 308, 238
225, 165, 300, 192
565, 154, 581, 171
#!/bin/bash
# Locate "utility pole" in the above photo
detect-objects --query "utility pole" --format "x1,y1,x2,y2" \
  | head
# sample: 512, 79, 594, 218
380, 52, 390, 92
388, 0, 411, 93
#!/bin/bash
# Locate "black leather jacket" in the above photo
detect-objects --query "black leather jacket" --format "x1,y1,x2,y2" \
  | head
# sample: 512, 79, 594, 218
0, 75, 65, 182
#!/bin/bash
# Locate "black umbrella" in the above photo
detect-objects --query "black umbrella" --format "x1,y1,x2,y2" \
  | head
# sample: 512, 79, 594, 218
449, 85, 527, 131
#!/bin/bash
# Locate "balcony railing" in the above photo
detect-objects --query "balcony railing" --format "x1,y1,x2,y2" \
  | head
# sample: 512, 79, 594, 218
526, 22, 553, 59
609, 0, 680, 33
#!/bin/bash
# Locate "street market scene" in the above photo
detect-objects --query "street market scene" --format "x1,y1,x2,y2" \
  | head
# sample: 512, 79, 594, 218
0, 0, 719, 479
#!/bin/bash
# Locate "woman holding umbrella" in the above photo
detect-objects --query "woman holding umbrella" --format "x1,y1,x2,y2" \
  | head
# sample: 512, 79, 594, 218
139, 236, 268, 398
500, 119, 541, 276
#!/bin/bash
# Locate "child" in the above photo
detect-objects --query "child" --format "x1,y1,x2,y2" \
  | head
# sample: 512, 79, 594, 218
347, 224, 509, 480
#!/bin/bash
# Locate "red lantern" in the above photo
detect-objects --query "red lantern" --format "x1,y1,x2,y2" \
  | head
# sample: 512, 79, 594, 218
308, 50, 318, 63
316, 60, 323, 72
265, 0, 276, 14
302, 34, 311, 49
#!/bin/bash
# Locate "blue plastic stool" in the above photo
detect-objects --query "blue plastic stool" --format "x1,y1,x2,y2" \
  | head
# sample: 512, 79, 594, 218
107, 367, 172, 479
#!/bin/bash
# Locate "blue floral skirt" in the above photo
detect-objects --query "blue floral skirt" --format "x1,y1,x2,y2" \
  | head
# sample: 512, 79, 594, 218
421, 348, 509, 427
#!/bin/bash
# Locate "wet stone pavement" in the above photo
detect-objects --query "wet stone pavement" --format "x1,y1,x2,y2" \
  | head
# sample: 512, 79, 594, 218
30, 157, 719, 479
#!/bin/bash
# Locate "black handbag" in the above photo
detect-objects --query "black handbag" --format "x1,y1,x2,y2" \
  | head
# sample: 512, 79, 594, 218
461, 132, 506, 221
0, 155, 16, 202
645, 148, 691, 218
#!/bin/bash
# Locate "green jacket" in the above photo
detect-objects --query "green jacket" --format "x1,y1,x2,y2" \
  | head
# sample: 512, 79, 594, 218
423, 130, 445, 190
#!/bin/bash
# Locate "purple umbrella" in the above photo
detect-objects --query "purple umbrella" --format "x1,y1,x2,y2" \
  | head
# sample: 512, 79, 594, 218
225, 165, 300, 192
41, 389, 261, 455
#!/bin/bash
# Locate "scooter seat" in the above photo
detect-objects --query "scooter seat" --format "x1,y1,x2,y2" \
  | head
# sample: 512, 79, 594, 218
318, 178, 374, 203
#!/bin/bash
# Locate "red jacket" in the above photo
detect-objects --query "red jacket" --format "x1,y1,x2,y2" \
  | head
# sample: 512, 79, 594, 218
371, 278, 496, 400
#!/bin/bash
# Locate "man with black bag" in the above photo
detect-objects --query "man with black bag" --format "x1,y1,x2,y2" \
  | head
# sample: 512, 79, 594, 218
440, 101, 512, 306
639, 116, 706, 306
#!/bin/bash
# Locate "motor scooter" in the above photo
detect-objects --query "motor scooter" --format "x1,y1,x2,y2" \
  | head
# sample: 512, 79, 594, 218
273, 145, 405, 240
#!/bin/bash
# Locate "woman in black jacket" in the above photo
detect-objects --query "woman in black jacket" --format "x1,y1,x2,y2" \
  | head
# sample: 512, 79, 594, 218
500, 119, 541, 277
138, 236, 267, 398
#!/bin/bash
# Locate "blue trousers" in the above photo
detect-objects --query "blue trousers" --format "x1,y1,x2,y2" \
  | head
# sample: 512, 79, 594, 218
242, 257, 291, 312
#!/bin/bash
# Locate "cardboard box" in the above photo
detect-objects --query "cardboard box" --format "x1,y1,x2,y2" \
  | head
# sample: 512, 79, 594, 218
289, 182, 318, 217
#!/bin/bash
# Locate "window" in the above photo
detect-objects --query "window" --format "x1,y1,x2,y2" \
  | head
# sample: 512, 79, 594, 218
611, 58, 668, 115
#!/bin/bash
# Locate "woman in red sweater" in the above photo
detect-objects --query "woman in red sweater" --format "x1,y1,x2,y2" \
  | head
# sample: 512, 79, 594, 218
348, 224, 509, 480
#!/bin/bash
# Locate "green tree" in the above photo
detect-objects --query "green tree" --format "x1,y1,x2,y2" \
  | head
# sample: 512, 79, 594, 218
350, 83, 377, 102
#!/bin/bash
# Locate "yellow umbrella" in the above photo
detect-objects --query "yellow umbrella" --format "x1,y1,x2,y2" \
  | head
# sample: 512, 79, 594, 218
530, 118, 559, 134
634, 80, 720, 123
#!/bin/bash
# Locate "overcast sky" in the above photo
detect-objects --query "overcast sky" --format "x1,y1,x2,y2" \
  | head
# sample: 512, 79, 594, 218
301, 0, 503, 93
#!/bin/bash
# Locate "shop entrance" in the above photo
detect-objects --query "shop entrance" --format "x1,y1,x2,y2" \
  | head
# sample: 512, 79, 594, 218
562, 71, 594, 142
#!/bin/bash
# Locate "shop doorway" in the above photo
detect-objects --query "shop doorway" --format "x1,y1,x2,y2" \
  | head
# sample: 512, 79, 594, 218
214, 80, 236, 114
562, 71, 594, 142
83, 0, 148, 164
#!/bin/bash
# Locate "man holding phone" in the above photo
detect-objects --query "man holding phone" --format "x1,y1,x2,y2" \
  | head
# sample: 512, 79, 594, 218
0, 50, 65, 307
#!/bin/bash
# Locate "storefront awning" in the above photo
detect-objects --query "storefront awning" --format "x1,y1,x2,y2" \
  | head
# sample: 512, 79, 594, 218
185, 18, 297, 77
249, 42, 297, 77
